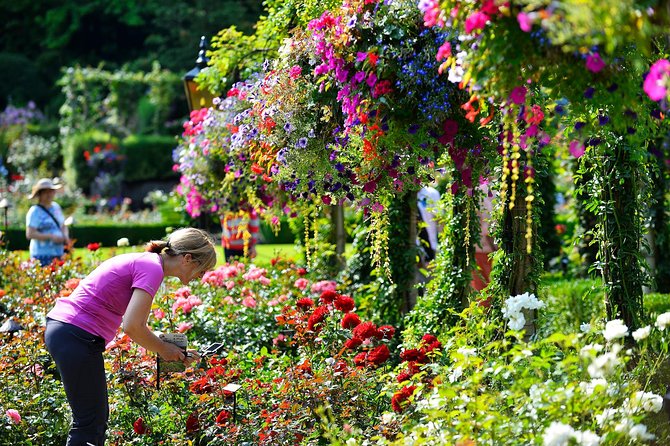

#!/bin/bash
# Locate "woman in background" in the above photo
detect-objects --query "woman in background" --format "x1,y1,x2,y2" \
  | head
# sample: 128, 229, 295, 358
25, 177, 70, 265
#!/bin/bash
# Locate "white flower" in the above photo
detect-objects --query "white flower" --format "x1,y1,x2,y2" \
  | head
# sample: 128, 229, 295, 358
448, 366, 463, 383
579, 378, 608, 395
632, 326, 651, 341
580, 343, 604, 359
603, 319, 628, 341
580, 322, 592, 333
587, 345, 622, 378
629, 391, 663, 413
655, 312, 670, 330
596, 408, 618, 427
542, 421, 575, 446
573, 430, 601, 446
346, 439, 358, 446
116, 237, 130, 247
502, 293, 545, 332
629, 423, 655, 441
456, 347, 477, 357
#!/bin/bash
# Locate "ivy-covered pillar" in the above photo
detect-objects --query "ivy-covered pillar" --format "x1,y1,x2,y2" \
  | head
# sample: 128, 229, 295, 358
388, 190, 419, 314
597, 141, 645, 328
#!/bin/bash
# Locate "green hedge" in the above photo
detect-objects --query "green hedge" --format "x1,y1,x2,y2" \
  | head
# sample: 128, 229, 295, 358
120, 134, 179, 182
62, 132, 179, 192
3, 225, 172, 250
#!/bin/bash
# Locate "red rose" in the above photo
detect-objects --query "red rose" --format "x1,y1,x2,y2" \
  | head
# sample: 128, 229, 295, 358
307, 306, 329, 331
216, 410, 232, 425
87, 242, 101, 251
391, 385, 417, 413
399, 348, 427, 363
133, 417, 148, 435
396, 371, 412, 383
296, 298, 314, 311
353, 352, 367, 366
352, 321, 379, 340
378, 325, 396, 340
421, 334, 438, 344
334, 295, 355, 313
341, 313, 361, 329
344, 337, 363, 350
320, 290, 338, 304
367, 344, 390, 366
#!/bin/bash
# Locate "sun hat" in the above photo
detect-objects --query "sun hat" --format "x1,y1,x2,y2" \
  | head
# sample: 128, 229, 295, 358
29, 178, 62, 199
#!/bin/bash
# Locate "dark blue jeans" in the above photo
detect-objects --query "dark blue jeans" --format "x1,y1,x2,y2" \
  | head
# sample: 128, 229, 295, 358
45, 318, 108, 446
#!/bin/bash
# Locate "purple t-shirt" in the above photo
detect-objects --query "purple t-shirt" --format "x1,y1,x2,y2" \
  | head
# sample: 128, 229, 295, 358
47, 252, 164, 343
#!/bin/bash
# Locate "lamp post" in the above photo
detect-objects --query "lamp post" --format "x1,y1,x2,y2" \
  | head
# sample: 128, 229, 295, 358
183, 36, 216, 112
0, 198, 8, 243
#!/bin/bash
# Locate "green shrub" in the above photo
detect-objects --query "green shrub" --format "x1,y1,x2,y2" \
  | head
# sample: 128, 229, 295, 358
536, 276, 605, 337
120, 134, 179, 182
644, 293, 670, 318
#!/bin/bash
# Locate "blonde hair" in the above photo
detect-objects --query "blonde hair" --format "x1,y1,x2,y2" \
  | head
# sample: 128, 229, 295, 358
146, 228, 217, 274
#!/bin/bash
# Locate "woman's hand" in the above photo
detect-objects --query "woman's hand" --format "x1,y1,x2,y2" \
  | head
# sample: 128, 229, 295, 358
159, 341, 187, 362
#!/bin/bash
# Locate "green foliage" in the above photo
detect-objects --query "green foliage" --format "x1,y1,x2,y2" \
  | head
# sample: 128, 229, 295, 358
201, 0, 338, 93
644, 293, 670, 318
536, 277, 606, 338
120, 134, 179, 182
0, 52, 50, 109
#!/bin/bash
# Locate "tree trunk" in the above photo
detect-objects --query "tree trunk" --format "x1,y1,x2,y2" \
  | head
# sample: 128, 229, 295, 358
328, 204, 346, 272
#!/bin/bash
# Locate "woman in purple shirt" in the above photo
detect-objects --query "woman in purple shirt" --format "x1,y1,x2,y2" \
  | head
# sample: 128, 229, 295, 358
45, 227, 217, 446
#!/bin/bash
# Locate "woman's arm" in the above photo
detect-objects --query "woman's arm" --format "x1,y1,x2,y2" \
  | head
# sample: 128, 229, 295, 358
123, 288, 186, 362
26, 226, 65, 243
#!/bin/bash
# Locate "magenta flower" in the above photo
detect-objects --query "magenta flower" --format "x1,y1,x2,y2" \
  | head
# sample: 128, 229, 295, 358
517, 12, 532, 32
643, 59, 670, 101
509, 86, 527, 105
464, 11, 490, 34
569, 140, 585, 158
585, 53, 606, 73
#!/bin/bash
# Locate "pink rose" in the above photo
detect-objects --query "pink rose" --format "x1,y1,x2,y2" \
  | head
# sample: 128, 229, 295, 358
294, 278, 309, 290
242, 296, 257, 308
6, 409, 21, 424
177, 322, 193, 333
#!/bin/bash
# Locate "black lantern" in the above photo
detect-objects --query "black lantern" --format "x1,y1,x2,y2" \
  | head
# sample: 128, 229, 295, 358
183, 36, 216, 112
0, 198, 8, 241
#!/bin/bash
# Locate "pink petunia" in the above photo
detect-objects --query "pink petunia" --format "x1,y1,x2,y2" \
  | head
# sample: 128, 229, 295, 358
436, 41, 452, 61
509, 86, 527, 105
585, 53, 606, 73
644, 59, 670, 101
569, 140, 586, 158
242, 296, 257, 308
517, 12, 532, 32
6, 409, 21, 424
